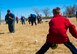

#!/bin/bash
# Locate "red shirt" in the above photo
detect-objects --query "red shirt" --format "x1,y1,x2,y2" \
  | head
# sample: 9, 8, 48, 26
47, 15, 77, 44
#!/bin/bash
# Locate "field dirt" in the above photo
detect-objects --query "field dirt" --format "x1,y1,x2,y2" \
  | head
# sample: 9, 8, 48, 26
0, 17, 77, 54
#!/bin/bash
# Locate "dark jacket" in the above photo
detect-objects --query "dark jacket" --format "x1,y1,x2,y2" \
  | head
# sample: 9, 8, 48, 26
5, 13, 15, 24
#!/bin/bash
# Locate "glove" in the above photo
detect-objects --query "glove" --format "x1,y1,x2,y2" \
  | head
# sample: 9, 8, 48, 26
51, 44, 58, 49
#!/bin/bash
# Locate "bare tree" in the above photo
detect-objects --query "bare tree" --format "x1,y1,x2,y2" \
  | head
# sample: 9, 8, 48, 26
33, 8, 40, 15
42, 8, 50, 17
73, 4, 77, 14
64, 4, 77, 17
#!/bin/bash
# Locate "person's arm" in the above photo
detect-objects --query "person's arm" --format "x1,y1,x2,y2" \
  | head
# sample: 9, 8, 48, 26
69, 24, 77, 38
67, 19, 77, 38
12, 14, 15, 20
48, 19, 53, 34
10, 14, 15, 21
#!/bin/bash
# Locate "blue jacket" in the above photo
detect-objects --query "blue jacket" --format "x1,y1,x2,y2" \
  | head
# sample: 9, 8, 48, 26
5, 13, 15, 24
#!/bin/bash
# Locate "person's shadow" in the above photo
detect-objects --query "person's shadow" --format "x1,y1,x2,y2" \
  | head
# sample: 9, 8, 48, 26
0, 33, 5, 35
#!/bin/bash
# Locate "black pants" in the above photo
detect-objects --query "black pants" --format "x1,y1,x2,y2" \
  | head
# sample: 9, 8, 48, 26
37, 18, 40, 24
16, 20, 18, 23
36, 41, 77, 54
8, 23, 15, 33
21, 21, 25, 25
31, 21, 37, 26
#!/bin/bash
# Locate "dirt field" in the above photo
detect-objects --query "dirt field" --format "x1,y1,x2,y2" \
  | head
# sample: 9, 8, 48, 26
0, 17, 77, 54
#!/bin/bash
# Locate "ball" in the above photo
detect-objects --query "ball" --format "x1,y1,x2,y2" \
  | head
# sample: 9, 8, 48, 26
34, 40, 38, 44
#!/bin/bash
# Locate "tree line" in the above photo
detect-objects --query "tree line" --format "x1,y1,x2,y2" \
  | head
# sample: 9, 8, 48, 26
63, 4, 77, 17
33, 4, 77, 18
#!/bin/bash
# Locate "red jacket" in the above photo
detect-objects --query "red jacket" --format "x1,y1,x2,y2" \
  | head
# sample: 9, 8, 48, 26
47, 15, 77, 44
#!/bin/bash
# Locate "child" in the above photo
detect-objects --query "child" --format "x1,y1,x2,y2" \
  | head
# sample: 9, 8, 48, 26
16, 16, 19, 24
36, 7, 77, 54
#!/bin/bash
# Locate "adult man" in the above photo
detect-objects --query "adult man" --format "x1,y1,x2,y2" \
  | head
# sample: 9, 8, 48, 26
29, 14, 37, 26
21, 16, 25, 25
37, 14, 42, 24
5, 10, 15, 33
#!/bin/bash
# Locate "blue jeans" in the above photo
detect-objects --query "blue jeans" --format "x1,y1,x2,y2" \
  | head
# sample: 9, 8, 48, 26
36, 41, 77, 54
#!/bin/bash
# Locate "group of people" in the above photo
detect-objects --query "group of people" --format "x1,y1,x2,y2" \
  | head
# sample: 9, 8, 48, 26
28, 14, 42, 26
20, 16, 26, 25
16, 14, 42, 26
37, 14, 42, 24
28, 14, 37, 26
16, 16, 26, 25
5, 10, 42, 33
5, 7, 77, 54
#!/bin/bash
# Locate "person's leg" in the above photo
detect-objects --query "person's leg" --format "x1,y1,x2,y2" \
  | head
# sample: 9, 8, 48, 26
24, 21, 25, 24
37, 18, 39, 23
8, 24, 12, 32
28, 19, 30, 24
39, 18, 41, 24
64, 41, 77, 54
10, 23, 14, 33
16, 20, 17, 23
29, 21, 30, 24
38, 19, 40, 23
34, 19, 37, 25
35, 21, 37, 25
12, 23, 15, 33
37, 18, 40, 24
36, 42, 51, 54
8, 24, 10, 32
17, 20, 18, 23
18, 20, 19, 21
22, 21, 24, 24
31, 21, 33, 26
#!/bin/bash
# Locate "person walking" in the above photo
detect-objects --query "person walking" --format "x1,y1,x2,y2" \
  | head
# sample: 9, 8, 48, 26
16, 16, 19, 24
21, 16, 25, 25
30, 14, 37, 26
5, 10, 15, 33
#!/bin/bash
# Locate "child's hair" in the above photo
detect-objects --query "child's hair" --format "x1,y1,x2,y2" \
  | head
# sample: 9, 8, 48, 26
53, 7, 60, 15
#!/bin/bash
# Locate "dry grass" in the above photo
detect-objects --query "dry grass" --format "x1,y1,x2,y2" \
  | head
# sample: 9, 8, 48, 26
0, 17, 77, 54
